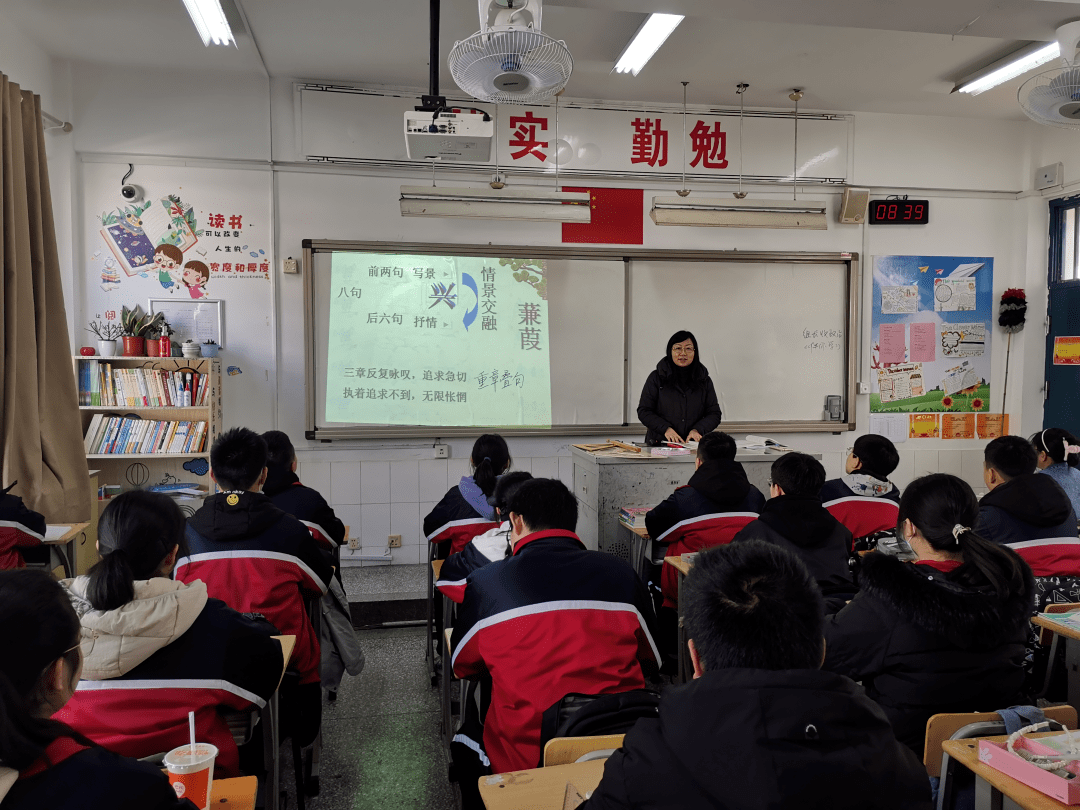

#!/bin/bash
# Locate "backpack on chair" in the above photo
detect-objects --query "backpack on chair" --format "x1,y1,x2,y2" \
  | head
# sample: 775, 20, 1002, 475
537, 689, 660, 767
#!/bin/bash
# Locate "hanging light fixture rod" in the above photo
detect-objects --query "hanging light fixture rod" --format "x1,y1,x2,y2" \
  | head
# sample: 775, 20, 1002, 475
678, 81, 690, 197
734, 83, 748, 199
789, 89, 803, 201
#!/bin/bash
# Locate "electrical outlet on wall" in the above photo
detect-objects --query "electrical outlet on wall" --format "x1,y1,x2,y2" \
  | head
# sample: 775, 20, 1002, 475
348, 538, 359, 550
433, 444, 449, 458
388, 534, 402, 548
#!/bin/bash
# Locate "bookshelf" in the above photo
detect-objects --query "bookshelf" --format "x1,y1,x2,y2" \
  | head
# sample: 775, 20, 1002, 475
73, 356, 221, 496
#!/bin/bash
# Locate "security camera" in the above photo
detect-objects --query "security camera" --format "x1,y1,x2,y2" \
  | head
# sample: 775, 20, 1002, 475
121, 184, 143, 202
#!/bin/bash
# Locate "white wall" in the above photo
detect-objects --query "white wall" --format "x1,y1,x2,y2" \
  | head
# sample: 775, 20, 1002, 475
35, 65, 1062, 563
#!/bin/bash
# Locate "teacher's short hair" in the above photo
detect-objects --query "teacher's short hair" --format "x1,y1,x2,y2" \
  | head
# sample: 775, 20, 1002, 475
697, 432, 736, 462
684, 540, 824, 672
770, 452, 826, 498
507, 478, 577, 533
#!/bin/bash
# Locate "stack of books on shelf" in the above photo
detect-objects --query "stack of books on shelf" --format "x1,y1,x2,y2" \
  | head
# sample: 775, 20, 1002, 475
618, 506, 651, 529
79, 362, 209, 407
83, 415, 209, 455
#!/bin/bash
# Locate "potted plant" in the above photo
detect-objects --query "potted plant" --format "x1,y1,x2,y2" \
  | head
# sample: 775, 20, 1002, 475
181, 339, 201, 359
143, 312, 169, 357
86, 319, 123, 357
120, 305, 150, 356
200, 339, 220, 358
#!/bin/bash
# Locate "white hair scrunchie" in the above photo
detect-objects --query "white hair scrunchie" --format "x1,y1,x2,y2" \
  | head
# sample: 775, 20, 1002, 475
951, 524, 968, 541
1065, 438, 1080, 457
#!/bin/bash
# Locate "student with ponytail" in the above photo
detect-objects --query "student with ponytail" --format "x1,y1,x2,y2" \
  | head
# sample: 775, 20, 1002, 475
1032, 427, 1080, 517
424, 434, 512, 557
0, 568, 196, 809
53, 490, 284, 776
823, 473, 1034, 756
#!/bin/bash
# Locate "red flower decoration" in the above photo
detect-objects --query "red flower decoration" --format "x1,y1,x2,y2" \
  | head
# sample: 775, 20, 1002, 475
971, 398, 984, 410
941, 396, 953, 408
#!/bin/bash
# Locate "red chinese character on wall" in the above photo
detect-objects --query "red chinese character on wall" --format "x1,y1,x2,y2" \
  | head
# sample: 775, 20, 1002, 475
104, 310, 116, 321
228, 215, 243, 230
208, 213, 225, 229
689, 121, 728, 169
210, 263, 220, 272
223, 263, 232, 272
630, 117, 668, 167
508, 111, 548, 161
247, 263, 257, 272
259, 262, 269, 274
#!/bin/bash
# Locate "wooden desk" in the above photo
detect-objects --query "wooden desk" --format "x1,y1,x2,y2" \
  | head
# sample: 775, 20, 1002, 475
665, 555, 694, 684
42, 522, 91, 578
479, 760, 607, 810
1033, 615, 1080, 713
261, 635, 295, 810
943, 735, 1071, 810
211, 776, 258, 810
432, 559, 444, 580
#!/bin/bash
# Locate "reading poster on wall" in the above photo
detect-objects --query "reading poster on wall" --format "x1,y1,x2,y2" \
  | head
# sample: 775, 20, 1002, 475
871, 256, 993, 414
324, 253, 553, 427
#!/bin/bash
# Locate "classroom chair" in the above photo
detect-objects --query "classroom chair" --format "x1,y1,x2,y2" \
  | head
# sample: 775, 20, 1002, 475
654, 512, 758, 609
823, 496, 899, 548
925, 705, 1076, 810
543, 734, 626, 767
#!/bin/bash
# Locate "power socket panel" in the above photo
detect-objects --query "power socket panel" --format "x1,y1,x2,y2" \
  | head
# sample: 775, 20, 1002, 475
433, 444, 449, 459
388, 534, 402, 548
347, 537, 359, 550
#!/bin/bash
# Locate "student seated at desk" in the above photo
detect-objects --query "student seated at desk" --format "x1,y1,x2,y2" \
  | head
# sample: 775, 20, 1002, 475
451, 478, 658, 776
54, 491, 283, 776
176, 427, 333, 749
0, 569, 197, 810
1032, 427, 1080, 517
424, 433, 509, 557
435, 471, 531, 603
823, 474, 1034, 757
0, 480, 45, 570
731, 452, 855, 611
580, 540, 930, 810
820, 433, 901, 504
261, 430, 346, 550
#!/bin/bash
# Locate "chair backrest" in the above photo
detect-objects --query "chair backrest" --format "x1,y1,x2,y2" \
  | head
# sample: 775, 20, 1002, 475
1004, 537, 1080, 578
543, 734, 626, 767
426, 518, 501, 555
1038, 601, 1080, 645
823, 496, 899, 544
923, 704, 1077, 776
654, 512, 758, 548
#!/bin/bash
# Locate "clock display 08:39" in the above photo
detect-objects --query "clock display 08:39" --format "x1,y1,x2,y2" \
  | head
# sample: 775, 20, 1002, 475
868, 199, 929, 225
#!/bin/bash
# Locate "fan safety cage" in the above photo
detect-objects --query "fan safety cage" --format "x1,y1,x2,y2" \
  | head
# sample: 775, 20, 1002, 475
449, 28, 573, 105
1019, 68, 1080, 129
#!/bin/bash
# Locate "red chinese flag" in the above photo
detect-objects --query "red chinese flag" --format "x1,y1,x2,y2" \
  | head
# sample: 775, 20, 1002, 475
561, 187, 643, 245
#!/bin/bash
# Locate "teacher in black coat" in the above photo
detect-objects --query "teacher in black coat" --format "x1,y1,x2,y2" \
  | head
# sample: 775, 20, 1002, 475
637, 330, 722, 446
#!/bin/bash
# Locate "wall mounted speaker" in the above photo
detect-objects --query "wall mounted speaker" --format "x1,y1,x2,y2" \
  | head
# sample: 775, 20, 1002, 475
838, 188, 870, 224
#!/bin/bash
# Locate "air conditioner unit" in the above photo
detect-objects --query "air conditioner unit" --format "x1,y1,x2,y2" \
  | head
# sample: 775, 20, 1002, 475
404, 110, 494, 161
400, 185, 591, 222
650, 196, 828, 229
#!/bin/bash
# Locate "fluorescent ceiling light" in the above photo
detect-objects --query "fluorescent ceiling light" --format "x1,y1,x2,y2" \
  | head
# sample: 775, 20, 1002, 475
181, 0, 235, 46
650, 197, 828, 230
400, 186, 591, 223
613, 13, 684, 76
956, 42, 1059, 95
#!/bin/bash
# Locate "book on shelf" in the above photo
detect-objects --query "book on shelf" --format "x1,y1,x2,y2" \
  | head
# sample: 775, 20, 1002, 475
79, 362, 212, 409
618, 506, 651, 529
84, 416, 209, 455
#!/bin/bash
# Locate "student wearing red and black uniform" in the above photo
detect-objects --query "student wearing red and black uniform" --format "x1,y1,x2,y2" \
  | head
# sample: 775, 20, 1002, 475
261, 430, 346, 551
0, 481, 46, 570
176, 427, 333, 748
644, 431, 764, 665
823, 474, 1034, 756
54, 490, 283, 776
0, 568, 196, 810
732, 452, 855, 611
424, 434, 510, 558
451, 478, 659, 776
820, 433, 902, 504
581, 541, 931, 810
435, 471, 532, 604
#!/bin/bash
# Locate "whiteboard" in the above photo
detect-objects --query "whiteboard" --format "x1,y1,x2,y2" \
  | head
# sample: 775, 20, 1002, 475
629, 262, 850, 423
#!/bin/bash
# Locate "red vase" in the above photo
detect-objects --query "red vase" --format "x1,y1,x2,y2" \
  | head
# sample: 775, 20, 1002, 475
122, 336, 145, 357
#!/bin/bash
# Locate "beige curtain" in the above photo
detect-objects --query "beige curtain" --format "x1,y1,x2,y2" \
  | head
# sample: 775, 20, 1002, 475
0, 74, 90, 522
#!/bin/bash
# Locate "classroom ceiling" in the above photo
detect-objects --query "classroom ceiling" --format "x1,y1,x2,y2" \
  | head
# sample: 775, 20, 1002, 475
4, 0, 1080, 120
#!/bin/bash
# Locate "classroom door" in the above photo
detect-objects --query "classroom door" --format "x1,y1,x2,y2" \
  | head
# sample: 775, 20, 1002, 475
1044, 197, 1080, 433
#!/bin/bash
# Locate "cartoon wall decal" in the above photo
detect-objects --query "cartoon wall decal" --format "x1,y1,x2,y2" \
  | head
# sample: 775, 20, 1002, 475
183, 458, 210, 476
182, 260, 210, 299
154, 244, 184, 291
99, 196, 201, 278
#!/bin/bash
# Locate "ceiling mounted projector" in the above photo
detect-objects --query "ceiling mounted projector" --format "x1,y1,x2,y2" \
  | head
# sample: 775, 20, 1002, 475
449, 0, 573, 104
404, 108, 494, 161
1019, 21, 1080, 128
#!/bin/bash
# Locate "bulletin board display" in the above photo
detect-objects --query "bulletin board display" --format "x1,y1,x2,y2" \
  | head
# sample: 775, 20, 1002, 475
870, 256, 994, 414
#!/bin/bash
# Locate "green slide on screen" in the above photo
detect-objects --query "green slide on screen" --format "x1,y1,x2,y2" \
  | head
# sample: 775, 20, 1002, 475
325, 252, 552, 427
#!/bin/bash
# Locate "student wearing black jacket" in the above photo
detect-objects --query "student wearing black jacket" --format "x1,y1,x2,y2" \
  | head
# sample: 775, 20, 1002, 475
819, 433, 902, 504
823, 474, 1034, 756
637, 330, 721, 446
261, 430, 346, 550
581, 541, 931, 810
0, 568, 196, 810
732, 452, 855, 610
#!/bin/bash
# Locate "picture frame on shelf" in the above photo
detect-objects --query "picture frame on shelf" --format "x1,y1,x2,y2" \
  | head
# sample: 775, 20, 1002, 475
147, 298, 224, 349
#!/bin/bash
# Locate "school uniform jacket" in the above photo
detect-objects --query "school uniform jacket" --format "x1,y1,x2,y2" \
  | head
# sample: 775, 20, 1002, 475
263, 468, 346, 550
732, 495, 856, 610
0, 483, 46, 570
976, 475, 1080, 577
55, 576, 284, 776
580, 668, 932, 810
451, 529, 659, 773
823, 554, 1034, 755
424, 484, 500, 556
177, 491, 333, 685
435, 522, 510, 603
1, 735, 197, 810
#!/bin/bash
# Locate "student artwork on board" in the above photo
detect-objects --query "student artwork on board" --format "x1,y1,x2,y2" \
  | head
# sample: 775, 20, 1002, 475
870, 256, 994, 415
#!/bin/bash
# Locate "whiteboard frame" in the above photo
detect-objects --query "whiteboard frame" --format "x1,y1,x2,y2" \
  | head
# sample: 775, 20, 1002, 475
147, 298, 224, 348
303, 240, 858, 439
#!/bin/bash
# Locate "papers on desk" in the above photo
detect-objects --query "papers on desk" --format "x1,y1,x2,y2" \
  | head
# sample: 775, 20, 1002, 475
1037, 610, 1080, 632
44, 525, 71, 541
737, 436, 794, 452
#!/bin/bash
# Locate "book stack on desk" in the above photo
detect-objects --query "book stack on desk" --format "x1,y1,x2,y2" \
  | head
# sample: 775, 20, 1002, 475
619, 506, 651, 529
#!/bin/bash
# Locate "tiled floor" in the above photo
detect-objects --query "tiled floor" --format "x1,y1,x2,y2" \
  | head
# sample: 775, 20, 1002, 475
281, 626, 455, 810
340, 563, 427, 602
